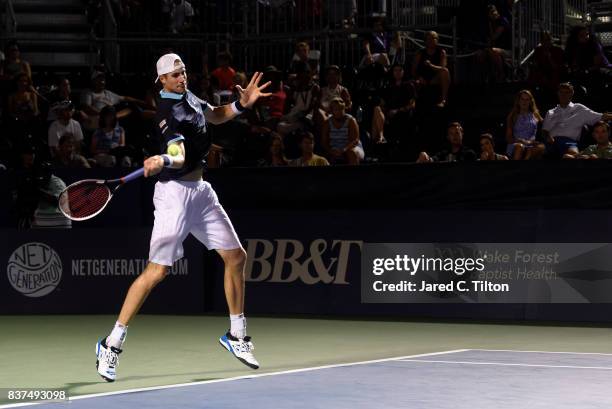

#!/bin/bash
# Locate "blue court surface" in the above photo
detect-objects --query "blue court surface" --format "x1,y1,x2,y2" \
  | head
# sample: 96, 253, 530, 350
5, 349, 612, 409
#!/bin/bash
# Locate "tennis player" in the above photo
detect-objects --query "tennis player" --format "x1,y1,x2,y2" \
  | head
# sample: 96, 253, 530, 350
95, 53, 271, 381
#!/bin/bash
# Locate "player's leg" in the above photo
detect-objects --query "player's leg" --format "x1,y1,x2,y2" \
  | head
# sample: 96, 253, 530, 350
217, 248, 247, 318
118, 262, 169, 325
96, 180, 190, 382
190, 181, 259, 369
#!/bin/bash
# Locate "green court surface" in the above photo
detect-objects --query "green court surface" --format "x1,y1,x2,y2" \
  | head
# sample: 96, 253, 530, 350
1, 315, 611, 404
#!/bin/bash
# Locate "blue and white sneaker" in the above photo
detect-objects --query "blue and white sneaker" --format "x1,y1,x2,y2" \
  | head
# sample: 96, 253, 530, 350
219, 331, 259, 369
95, 337, 122, 382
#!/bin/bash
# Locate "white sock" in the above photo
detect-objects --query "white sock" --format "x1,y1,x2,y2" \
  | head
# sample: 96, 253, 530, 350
106, 321, 128, 349
230, 313, 246, 339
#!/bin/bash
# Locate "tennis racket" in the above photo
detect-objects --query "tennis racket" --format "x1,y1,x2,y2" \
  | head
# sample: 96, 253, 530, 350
58, 168, 145, 221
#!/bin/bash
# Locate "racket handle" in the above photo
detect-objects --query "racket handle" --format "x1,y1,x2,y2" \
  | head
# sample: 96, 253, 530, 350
120, 167, 145, 183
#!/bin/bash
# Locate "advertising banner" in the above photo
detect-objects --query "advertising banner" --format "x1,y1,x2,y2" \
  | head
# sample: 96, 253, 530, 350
1, 229, 205, 314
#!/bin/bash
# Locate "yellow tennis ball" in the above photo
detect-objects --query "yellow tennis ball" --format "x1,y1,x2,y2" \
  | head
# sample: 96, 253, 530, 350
167, 144, 180, 156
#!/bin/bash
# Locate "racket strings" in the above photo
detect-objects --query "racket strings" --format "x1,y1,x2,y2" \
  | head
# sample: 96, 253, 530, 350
60, 183, 110, 219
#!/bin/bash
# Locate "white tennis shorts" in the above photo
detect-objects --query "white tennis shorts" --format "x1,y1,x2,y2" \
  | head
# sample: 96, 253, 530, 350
149, 180, 241, 266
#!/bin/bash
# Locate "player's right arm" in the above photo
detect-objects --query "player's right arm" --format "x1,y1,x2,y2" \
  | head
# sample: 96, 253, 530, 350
144, 140, 185, 177
145, 114, 187, 177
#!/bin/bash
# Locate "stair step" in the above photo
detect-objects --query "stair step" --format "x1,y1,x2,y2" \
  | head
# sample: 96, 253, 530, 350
18, 41, 91, 53
13, 0, 84, 13
22, 52, 95, 67
16, 13, 89, 29
16, 32, 90, 41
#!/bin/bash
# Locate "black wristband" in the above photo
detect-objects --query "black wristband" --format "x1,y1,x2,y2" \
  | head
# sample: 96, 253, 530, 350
234, 100, 246, 112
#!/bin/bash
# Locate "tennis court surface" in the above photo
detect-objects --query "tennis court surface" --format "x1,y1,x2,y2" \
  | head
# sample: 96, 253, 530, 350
2, 316, 612, 408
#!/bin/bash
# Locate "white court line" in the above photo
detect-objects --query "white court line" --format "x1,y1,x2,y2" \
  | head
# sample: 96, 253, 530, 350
470, 349, 612, 356
0, 349, 467, 409
399, 359, 612, 371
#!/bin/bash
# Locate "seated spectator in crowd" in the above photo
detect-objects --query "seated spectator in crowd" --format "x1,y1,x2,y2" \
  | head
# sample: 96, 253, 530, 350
81, 71, 147, 131
170, 0, 194, 34
479, 133, 508, 161
257, 65, 287, 130
278, 62, 320, 136
412, 31, 450, 107
417, 122, 477, 163
321, 98, 363, 165
362, 17, 391, 68
565, 26, 611, 78
383, 64, 416, 155
1, 41, 32, 80
543, 83, 612, 157
289, 42, 321, 80
8, 73, 39, 121
505, 90, 544, 160
30, 162, 71, 229
48, 101, 84, 157
564, 121, 612, 159
289, 132, 330, 167
211, 51, 236, 92
257, 133, 288, 167
319, 65, 352, 116
52, 134, 90, 169
478, 5, 511, 83
529, 31, 566, 94
47, 77, 85, 122
388, 31, 406, 67
90, 106, 129, 167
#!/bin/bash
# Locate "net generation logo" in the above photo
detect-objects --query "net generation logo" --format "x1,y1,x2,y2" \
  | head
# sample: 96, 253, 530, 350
7, 242, 62, 297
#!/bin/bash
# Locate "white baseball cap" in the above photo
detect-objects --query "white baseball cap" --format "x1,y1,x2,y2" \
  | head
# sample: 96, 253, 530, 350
155, 53, 186, 82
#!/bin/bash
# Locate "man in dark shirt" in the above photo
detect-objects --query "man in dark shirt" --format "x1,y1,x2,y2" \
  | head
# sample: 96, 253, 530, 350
417, 122, 477, 163
95, 53, 271, 382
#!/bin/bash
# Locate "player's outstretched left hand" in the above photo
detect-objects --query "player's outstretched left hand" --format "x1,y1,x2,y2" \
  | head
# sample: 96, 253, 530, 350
237, 72, 272, 109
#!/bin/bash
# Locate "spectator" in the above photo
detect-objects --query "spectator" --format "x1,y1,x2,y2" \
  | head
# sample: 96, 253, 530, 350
529, 31, 566, 94
543, 83, 612, 158
383, 64, 416, 156
412, 31, 450, 107
30, 162, 71, 229
278, 61, 320, 136
81, 71, 146, 131
48, 101, 84, 157
321, 98, 363, 165
565, 26, 611, 76
1, 41, 32, 81
8, 73, 39, 121
289, 42, 321, 79
564, 121, 612, 159
47, 77, 85, 122
211, 51, 236, 92
361, 17, 391, 68
52, 134, 91, 169
90, 106, 129, 167
478, 5, 511, 83
505, 90, 544, 160
257, 133, 288, 167
417, 122, 477, 163
255, 65, 287, 131
319, 65, 352, 115
479, 133, 508, 161
388, 31, 406, 67
289, 132, 330, 167
169, 0, 194, 34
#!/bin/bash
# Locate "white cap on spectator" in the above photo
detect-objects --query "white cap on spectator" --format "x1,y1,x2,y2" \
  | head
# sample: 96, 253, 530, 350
156, 53, 186, 82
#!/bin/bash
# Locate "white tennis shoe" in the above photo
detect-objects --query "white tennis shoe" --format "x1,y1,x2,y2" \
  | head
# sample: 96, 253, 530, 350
219, 331, 260, 369
95, 338, 122, 382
